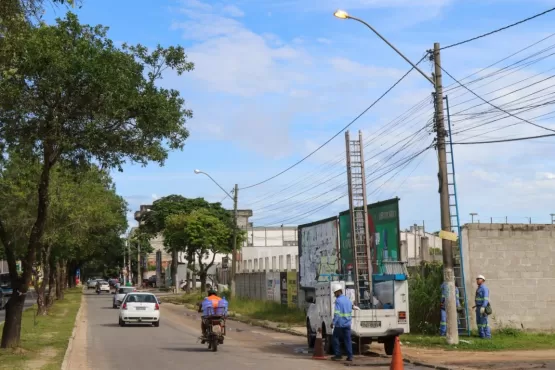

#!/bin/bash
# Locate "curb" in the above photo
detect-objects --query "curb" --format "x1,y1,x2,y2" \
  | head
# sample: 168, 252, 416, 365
373, 352, 456, 370
61, 290, 84, 370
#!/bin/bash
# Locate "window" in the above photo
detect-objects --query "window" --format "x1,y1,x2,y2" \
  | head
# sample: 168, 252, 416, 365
279, 255, 284, 270
254, 258, 259, 271
272, 256, 276, 271
248, 260, 252, 271
265, 257, 269, 272
286, 254, 291, 271
125, 294, 157, 303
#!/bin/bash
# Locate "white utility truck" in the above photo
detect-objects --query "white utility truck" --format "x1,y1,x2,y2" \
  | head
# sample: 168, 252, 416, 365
305, 262, 409, 355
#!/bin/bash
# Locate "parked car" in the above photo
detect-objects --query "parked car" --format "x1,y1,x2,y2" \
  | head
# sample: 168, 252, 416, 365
87, 279, 101, 289
118, 292, 161, 327
113, 286, 136, 308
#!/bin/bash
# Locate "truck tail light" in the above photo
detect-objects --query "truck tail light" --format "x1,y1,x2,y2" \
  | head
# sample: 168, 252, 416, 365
398, 311, 406, 322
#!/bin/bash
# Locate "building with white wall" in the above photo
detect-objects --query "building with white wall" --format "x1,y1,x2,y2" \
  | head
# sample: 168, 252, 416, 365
401, 225, 443, 263
238, 226, 298, 272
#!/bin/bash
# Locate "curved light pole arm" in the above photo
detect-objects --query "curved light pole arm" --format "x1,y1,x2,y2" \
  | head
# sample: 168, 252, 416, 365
347, 15, 435, 86
196, 171, 233, 200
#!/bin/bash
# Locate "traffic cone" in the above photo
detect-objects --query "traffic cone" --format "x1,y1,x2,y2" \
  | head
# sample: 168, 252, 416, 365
312, 328, 327, 360
389, 336, 404, 370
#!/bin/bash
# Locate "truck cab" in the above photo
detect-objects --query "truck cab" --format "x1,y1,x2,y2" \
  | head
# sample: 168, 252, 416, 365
306, 268, 409, 355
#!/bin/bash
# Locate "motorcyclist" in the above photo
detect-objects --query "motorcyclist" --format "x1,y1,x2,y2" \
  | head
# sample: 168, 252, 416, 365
198, 289, 222, 341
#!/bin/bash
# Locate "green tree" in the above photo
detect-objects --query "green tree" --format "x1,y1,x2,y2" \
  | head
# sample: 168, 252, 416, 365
0, 13, 192, 347
164, 209, 231, 291
139, 195, 244, 291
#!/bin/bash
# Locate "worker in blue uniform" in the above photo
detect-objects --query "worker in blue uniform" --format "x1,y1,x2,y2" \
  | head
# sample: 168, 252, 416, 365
472, 274, 491, 339
439, 281, 461, 336
330, 282, 353, 362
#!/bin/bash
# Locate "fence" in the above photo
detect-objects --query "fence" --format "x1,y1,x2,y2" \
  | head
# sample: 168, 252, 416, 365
235, 271, 298, 307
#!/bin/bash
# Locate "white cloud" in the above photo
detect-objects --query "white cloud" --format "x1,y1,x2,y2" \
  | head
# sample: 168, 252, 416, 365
317, 37, 332, 45
222, 4, 245, 17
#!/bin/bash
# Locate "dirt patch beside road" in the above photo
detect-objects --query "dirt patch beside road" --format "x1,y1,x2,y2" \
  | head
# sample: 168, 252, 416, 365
370, 343, 555, 369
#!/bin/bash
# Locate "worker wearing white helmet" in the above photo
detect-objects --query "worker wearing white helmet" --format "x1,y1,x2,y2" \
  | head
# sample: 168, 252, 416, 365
472, 274, 491, 339
330, 282, 353, 362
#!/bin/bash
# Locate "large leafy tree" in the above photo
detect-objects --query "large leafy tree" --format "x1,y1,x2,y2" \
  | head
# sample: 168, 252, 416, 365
0, 13, 192, 347
164, 209, 231, 291
139, 195, 243, 291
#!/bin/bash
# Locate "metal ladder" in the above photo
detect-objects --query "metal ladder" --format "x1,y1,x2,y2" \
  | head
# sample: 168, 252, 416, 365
345, 130, 373, 308
444, 96, 471, 336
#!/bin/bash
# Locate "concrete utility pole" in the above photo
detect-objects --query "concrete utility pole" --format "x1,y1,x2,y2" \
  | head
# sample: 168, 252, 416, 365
127, 233, 132, 284
123, 240, 127, 285
230, 184, 238, 299
334, 10, 459, 345
137, 242, 141, 288
433, 42, 459, 345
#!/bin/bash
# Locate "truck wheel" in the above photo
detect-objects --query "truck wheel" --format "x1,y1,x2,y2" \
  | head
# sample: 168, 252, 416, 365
306, 321, 316, 349
384, 336, 396, 356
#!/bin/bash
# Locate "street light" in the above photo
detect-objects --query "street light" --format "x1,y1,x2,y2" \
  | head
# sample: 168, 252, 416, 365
333, 10, 460, 344
333, 9, 434, 85
194, 169, 239, 298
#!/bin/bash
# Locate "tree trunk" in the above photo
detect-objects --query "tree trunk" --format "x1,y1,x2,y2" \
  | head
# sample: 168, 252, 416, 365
35, 244, 51, 315
56, 261, 64, 300
47, 258, 56, 308
171, 249, 178, 292
0, 293, 26, 348
1, 144, 56, 348
66, 261, 76, 288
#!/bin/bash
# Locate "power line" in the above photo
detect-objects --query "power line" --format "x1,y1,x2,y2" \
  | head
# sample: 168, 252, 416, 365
238, 57, 426, 191
441, 6, 555, 50
438, 65, 555, 133
452, 133, 555, 144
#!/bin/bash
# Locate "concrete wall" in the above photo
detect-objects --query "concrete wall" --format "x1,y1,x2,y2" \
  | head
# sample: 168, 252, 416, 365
462, 223, 555, 331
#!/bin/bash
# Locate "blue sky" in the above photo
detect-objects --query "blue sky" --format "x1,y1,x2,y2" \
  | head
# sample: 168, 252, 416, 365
45, 0, 555, 231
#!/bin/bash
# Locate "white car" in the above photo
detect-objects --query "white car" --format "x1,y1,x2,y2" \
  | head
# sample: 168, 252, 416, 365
97, 281, 110, 293
113, 286, 136, 308
87, 279, 101, 289
119, 292, 161, 327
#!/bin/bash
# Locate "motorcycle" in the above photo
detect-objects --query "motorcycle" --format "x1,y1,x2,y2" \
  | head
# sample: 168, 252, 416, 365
202, 315, 226, 352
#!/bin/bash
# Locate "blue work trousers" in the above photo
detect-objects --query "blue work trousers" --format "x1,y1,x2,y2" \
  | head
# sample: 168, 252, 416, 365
440, 309, 461, 336
475, 309, 491, 339
333, 327, 353, 359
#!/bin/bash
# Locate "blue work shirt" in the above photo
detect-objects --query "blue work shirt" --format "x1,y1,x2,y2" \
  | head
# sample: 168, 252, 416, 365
333, 294, 353, 328
441, 282, 460, 308
475, 284, 489, 308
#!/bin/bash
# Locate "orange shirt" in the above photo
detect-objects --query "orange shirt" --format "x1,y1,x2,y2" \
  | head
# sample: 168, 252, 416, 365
206, 295, 222, 308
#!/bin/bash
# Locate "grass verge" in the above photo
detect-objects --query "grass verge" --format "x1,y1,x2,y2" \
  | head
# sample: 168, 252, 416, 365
160, 292, 305, 326
0, 288, 82, 370
403, 328, 555, 351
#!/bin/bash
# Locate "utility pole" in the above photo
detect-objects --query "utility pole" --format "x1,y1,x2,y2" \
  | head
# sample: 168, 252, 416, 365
127, 235, 132, 285
433, 42, 459, 345
230, 184, 238, 299
551, 213, 555, 224
137, 242, 141, 288
123, 240, 127, 285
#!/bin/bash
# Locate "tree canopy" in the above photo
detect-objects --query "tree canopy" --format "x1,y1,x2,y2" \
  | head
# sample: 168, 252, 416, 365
0, 11, 193, 347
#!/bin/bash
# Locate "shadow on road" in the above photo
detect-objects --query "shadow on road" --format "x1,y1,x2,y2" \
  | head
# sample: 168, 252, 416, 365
100, 323, 120, 327
160, 347, 211, 353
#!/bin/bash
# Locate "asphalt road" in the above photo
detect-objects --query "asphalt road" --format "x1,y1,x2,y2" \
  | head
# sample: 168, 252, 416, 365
0, 291, 37, 323
71, 290, 427, 370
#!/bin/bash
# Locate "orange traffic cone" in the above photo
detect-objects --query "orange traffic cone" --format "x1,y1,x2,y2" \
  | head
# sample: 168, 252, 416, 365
390, 336, 404, 370
312, 328, 327, 360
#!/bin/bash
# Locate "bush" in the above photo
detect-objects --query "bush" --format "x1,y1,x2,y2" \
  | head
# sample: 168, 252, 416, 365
408, 262, 443, 334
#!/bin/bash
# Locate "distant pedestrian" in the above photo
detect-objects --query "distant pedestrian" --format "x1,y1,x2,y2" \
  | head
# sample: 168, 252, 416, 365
472, 275, 491, 339
439, 281, 460, 336
330, 283, 353, 362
